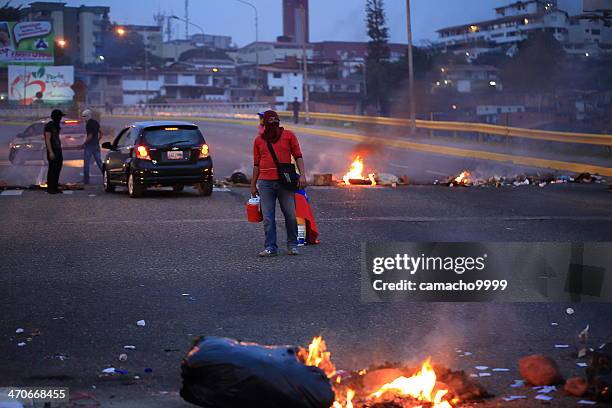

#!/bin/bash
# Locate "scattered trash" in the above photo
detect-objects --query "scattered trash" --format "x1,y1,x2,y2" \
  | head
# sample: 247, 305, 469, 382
578, 400, 597, 405
134, 375, 140, 380
374, 172, 399, 186
587, 341, 612, 402
577, 362, 588, 368
503, 395, 527, 401
479, 372, 491, 377
535, 385, 557, 394
534, 394, 553, 401
493, 368, 510, 372
47, 353, 70, 361
578, 324, 590, 358
144, 368, 153, 373
15, 328, 24, 334
17, 342, 26, 347
519, 354, 564, 386
510, 380, 525, 388
312, 173, 333, 186
180, 336, 334, 408
475, 365, 489, 370
123, 345, 136, 350
136, 320, 146, 327
564, 377, 588, 397
551, 322, 559, 326
181, 293, 190, 297
102, 367, 116, 374
567, 307, 575, 315
555, 344, 570, 348
119, 353, 128, 362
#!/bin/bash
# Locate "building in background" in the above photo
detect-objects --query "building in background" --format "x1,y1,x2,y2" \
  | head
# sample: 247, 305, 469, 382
435, 0, 612, 58
21, 1, 110, 65
120, 24, 163, 57
282, 0, 309, 43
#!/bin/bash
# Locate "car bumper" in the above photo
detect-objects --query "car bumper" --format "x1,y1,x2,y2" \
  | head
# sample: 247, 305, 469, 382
131, 157, 214, 186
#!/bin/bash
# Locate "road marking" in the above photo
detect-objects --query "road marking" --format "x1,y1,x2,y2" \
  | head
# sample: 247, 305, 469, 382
35, 166, 45, 185
213, 187, 232, 192
1, 189, 24, 196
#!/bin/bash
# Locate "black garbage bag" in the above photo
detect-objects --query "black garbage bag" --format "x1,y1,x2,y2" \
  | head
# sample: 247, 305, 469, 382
180, 336, 335, 408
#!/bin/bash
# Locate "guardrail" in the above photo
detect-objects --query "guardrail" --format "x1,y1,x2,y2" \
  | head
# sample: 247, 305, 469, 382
2, 103, 611, 147
277, 111, 612, 147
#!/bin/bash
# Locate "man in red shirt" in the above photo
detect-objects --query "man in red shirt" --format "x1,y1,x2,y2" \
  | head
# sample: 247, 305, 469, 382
251, 110, 307, 257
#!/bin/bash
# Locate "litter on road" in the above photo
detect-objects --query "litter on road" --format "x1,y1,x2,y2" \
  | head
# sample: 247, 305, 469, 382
136, 320, 146, 327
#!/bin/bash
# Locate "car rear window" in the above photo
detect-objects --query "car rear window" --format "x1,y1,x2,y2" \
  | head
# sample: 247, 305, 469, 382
61, 122, 86, 135
143, 127, 204, 147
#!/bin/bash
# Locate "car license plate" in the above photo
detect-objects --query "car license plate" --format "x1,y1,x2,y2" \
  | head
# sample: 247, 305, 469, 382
167, 151, 184, 160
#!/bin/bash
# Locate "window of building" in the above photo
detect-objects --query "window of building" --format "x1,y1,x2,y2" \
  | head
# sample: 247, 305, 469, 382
273, 72, 282, 79
592, 29, 601, 35
165, 74, 178, 84
195, 75, 207, 84
108, 76, 120, 85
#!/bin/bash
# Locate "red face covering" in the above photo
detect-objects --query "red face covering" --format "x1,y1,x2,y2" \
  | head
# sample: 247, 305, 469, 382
262, 122, 283, 143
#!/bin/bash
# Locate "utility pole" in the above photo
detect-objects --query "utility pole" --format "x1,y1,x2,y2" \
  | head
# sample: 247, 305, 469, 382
145, 33, 149, 106
406, 0, 416, 135
301, 5, 310, 123
185, 0, 189, 39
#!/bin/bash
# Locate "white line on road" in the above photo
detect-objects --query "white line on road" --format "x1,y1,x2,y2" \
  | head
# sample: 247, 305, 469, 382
35, 166, 45, 185
0, 189, 24, 196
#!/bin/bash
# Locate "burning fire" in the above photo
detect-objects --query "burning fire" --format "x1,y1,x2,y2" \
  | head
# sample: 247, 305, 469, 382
453, 170, 471, 186
298, 336, 336, 377
371, 359, 455, 408
303, 337, 457, 408
342, 156, 376, 186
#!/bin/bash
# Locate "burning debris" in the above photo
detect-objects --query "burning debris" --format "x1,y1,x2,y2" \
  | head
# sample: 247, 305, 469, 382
298, 337, 488, 408
343, 156, 377, 186
439, 171, 607, 188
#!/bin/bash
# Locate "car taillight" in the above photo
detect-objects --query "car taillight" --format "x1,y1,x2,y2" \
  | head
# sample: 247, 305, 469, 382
199, 144, 209, 159
136, 145, 151, 160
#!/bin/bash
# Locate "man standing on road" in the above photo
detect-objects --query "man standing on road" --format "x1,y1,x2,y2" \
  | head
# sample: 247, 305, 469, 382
81, 109, 103, 184
43, 109, 65, 194
251, 110, 307, 257
292, 97, 300, 124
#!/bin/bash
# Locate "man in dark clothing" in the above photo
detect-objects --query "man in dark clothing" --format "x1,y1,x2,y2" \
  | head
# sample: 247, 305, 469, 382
44, 109, 65, 194
291, 98, 300, 124
81, 109, 103, 184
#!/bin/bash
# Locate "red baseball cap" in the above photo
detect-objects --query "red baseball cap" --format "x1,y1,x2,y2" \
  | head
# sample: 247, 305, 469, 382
262, 110, 280, 124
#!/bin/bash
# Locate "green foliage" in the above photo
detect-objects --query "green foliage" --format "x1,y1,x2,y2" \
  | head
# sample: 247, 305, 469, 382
365, 0, 389, 64
502, 31, 565, 92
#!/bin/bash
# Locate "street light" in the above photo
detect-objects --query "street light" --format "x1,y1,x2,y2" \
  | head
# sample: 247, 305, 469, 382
169, 15, 204, 37
235, 0, 260, 91
56, 39, 67, 48
116, 27, 126, 36
405, 0, 416, 134
115, 26, 151, 106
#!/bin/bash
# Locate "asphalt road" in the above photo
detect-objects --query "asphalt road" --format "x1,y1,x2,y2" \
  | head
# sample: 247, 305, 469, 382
0, 119, 611, 407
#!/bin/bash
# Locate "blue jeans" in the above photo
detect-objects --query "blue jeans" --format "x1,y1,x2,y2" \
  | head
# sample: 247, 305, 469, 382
257, 180, 298, 252
83, 146, 103, 184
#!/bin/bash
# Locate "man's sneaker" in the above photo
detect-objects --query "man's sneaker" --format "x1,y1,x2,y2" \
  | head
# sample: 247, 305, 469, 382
258, 249, 278, 257
287, 247, 300, 256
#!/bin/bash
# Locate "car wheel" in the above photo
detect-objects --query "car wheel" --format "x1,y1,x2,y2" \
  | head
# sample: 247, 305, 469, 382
172, 185, 184, 193
195, 180, 213, 197
103, 169, 115, 193
128, 173, 145, 198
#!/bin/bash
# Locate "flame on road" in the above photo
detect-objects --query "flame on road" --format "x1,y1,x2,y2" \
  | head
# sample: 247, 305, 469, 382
370, 359, 455, 408
342, 156, 376, 185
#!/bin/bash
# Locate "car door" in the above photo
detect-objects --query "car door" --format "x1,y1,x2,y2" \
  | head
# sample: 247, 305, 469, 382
106, 127, 130, 183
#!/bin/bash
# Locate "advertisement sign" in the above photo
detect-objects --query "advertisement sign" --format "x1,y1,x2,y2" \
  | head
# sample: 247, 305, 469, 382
0, 21, 54, 66
8, 65, 74, 105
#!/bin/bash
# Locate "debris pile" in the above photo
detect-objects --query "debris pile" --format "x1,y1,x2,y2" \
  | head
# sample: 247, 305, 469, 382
437, 171, 607, 188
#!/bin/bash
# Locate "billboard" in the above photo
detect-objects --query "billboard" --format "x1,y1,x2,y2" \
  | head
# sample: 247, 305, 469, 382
0, 21, 54, 66
8, 65, 74, 105
584, 0, 612, 11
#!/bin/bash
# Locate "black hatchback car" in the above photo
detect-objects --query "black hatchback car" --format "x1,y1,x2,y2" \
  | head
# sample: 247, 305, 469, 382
101, 121, 213, 198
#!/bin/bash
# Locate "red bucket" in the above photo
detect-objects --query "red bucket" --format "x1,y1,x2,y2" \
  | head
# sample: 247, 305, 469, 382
246, 197, 263, 223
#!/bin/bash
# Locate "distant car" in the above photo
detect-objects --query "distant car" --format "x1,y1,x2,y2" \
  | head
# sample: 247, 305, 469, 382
8, 118, 86, 164
101, 121, 214, 198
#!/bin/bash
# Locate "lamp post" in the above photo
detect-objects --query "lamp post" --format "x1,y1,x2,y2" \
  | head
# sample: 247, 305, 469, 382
405, 0, 416, 134
300, 5, 310, 123
116, 26, 150, 106
235, 0, 260, 91
170, 15, 204, 38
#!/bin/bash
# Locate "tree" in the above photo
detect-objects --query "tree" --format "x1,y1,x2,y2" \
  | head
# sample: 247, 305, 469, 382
502, 31, 565, 93
365, 0, 391, 114
0, 1, 23, 21
101, 24, 163, 69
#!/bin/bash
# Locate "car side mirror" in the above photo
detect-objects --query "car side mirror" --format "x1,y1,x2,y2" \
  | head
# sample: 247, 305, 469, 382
101, 142, 113, 150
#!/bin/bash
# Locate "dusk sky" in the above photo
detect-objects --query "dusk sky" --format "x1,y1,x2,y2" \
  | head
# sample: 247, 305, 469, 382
16, 0, 584, 46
